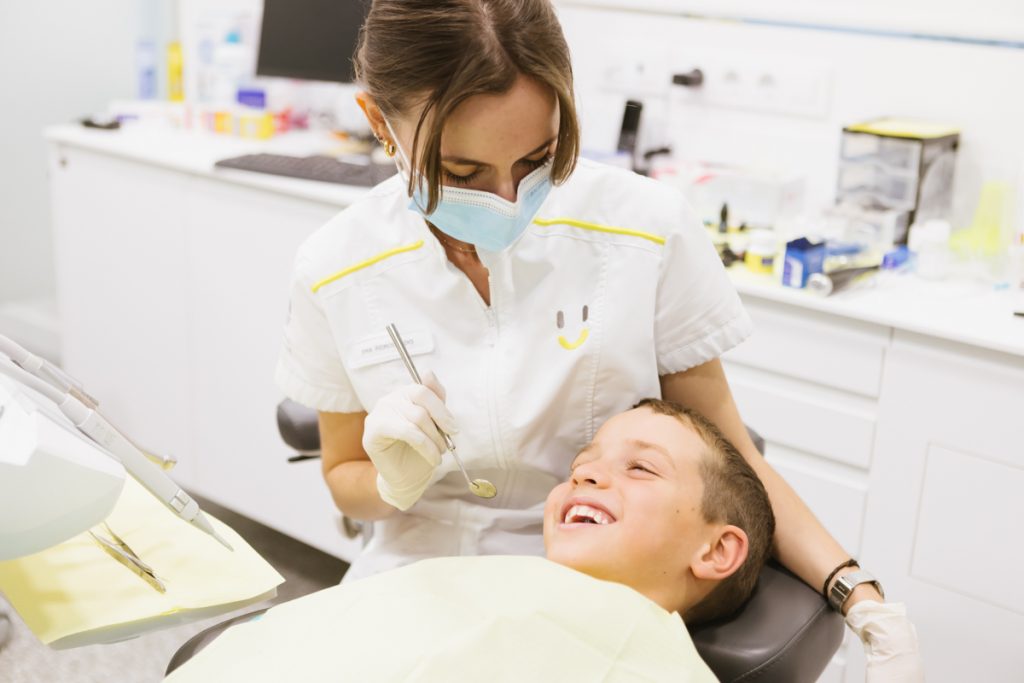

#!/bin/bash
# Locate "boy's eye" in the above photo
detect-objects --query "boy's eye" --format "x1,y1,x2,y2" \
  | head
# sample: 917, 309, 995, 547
627, 460, 655, 475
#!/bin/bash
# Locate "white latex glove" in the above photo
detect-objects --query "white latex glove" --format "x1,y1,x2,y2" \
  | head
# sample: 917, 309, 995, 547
362, 372, 458, 511
845, 600, 924, 683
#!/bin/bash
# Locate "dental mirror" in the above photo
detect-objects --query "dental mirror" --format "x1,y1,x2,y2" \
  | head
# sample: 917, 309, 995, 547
385, 324, 497, 499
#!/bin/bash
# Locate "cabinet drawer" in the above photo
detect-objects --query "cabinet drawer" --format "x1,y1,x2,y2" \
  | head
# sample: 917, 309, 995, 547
726, 363, 877, 469
725, 297, 889, 398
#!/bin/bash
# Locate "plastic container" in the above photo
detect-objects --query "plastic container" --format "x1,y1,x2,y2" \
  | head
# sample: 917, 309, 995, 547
744, 230, 778, 275
908, 219, 952, 280
209, 30, 251, 107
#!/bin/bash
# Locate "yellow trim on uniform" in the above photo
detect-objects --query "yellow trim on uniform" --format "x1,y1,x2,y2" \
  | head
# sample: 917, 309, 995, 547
311, 241, 425, 293
532, 218, 665, 246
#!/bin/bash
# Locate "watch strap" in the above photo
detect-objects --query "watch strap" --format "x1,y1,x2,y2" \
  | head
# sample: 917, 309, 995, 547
828, 569, 885, 611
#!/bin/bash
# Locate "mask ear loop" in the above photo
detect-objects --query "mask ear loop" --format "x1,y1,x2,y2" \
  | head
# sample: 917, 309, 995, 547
382, 116, 412, 171
383, 116, 432, 212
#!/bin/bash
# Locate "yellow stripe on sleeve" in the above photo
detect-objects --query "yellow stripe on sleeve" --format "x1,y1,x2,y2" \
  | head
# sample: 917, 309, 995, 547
532, 218, 666, 245
311, 240, 425, 293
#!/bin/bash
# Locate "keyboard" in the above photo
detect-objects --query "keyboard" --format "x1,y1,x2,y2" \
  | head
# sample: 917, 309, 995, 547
214, 153, 397, 187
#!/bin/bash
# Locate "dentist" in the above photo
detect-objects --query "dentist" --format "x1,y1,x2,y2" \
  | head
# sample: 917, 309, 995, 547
275, 1, 921, 679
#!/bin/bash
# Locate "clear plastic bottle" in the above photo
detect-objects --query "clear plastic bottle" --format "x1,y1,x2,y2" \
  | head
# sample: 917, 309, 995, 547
209, 29, 250, 108
908, 219, 952, 280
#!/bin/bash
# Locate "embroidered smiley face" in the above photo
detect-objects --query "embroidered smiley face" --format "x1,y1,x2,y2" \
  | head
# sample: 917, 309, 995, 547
556, 305, 590, 350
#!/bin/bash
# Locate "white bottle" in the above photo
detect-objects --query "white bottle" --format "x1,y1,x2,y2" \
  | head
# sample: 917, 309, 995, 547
908, 219, 952, 280
209, 29, 251, 108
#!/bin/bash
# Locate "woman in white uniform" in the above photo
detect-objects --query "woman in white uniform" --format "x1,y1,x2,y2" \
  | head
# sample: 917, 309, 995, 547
276, 1, 921, 678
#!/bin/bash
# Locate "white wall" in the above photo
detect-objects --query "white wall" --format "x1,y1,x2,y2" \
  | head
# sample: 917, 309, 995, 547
558, 0, 1024, 43
0, 1, 137, 305
4, 2, 1022, 307
558, 4, 1024, 229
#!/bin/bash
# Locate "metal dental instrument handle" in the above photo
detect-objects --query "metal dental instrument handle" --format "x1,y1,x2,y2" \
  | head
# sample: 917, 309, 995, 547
385, 324, 497, 499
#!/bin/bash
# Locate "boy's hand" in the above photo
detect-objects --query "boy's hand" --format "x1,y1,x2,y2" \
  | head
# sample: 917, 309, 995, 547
845, 600, 924, 682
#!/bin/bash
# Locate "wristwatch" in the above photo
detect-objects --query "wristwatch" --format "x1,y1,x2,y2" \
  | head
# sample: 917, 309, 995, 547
828, 569, 885, 612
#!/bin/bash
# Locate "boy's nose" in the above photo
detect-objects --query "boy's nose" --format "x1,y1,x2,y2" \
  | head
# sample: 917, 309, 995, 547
571, 461, 609, 488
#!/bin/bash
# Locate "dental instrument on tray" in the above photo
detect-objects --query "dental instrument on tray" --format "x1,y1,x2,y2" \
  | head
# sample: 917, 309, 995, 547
385, 323, 497, 499
89, 522, 167, 593
0, 334, 233, 551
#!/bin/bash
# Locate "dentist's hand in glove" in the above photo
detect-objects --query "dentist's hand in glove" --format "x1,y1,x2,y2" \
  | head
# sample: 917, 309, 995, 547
846, 600, 924, 682
362, 372, 458, 511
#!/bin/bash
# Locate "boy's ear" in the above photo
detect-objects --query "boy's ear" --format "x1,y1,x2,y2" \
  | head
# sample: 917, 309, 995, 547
355, 91, 387, 138
691, 525, 749, 581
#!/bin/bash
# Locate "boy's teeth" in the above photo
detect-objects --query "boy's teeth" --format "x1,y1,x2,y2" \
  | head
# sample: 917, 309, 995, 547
565, 504, 611, 525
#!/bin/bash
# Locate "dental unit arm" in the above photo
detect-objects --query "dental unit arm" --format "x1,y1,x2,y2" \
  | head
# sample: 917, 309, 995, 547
0, 371, 125, 560
0, 334, 231, 560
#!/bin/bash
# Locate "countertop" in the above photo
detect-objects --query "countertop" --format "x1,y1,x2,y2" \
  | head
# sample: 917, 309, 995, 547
46, 124, 370, 208
46, 124, 1024, 359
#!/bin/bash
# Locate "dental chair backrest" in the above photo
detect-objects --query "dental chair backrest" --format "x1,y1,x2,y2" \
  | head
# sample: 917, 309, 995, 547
274, 399, 845, 683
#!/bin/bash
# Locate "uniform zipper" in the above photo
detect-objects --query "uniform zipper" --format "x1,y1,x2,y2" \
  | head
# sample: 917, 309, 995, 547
483, 274, 508, 474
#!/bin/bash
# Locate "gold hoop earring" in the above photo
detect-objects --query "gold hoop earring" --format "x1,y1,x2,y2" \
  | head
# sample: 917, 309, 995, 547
384, 141, 397, 158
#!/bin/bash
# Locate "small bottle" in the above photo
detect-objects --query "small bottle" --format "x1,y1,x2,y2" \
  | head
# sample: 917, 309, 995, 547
136, 40, 158, 100
167, 42, 184, 102
744, 230, 778, 276
908, 219, 952, 280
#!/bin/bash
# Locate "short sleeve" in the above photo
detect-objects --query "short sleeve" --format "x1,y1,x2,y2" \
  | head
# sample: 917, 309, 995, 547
274, 253, 365, 413
654, 195, 753, 375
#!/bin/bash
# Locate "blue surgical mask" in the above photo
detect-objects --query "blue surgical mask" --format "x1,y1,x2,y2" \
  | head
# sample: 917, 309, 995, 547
385, 118, 553, 252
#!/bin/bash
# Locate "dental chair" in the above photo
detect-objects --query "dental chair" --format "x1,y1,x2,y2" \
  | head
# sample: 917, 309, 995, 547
166, 400, 844, 682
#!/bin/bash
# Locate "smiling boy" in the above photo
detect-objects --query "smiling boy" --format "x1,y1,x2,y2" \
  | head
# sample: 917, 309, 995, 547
167, 400, 775, 682
545, 398, 775, 624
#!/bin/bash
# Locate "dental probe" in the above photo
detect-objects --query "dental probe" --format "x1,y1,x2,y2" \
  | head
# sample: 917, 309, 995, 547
385, 324, 497, 499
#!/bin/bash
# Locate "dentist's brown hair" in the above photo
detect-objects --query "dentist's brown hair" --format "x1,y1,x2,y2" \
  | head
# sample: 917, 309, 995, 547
353, 0, 581, 213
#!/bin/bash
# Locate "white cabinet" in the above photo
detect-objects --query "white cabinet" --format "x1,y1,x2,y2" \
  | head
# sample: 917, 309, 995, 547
50, 147, 195, 482
182, 178, 352, 559
725, 292, 1024, 682
723, 296, 885, 681
48, 141, 362, 562
862, 333, 1024, 682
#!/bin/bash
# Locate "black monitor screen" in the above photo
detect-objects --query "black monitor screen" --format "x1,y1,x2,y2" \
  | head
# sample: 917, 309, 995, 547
257, 0, 369, 83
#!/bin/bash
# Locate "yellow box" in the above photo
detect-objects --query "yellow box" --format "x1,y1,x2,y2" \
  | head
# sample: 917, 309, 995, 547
238, 112, 274, 140
213, 111, 234, 134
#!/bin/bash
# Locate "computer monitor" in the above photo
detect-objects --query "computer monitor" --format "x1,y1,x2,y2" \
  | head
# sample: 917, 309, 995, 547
256, 0, 369, 83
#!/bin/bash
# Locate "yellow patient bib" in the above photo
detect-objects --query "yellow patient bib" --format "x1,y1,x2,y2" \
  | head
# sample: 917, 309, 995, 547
166, 555, 718, 682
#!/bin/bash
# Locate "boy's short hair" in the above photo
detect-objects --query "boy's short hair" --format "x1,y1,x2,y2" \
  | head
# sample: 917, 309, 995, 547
635, 399, 776, 624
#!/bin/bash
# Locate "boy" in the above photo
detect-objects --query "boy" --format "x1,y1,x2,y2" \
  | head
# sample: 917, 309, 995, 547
545, 398, 775, 625
166, 401, 775, 682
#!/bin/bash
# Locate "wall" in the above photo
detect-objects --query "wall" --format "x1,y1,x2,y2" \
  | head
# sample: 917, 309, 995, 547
557, 4, 1024, 229
558, 0, 1024, 43
4, 3, 1021, 307
0, 1, 137, 305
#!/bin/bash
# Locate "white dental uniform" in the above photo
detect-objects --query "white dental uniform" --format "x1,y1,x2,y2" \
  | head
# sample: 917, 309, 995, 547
275, 158, 752, 581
